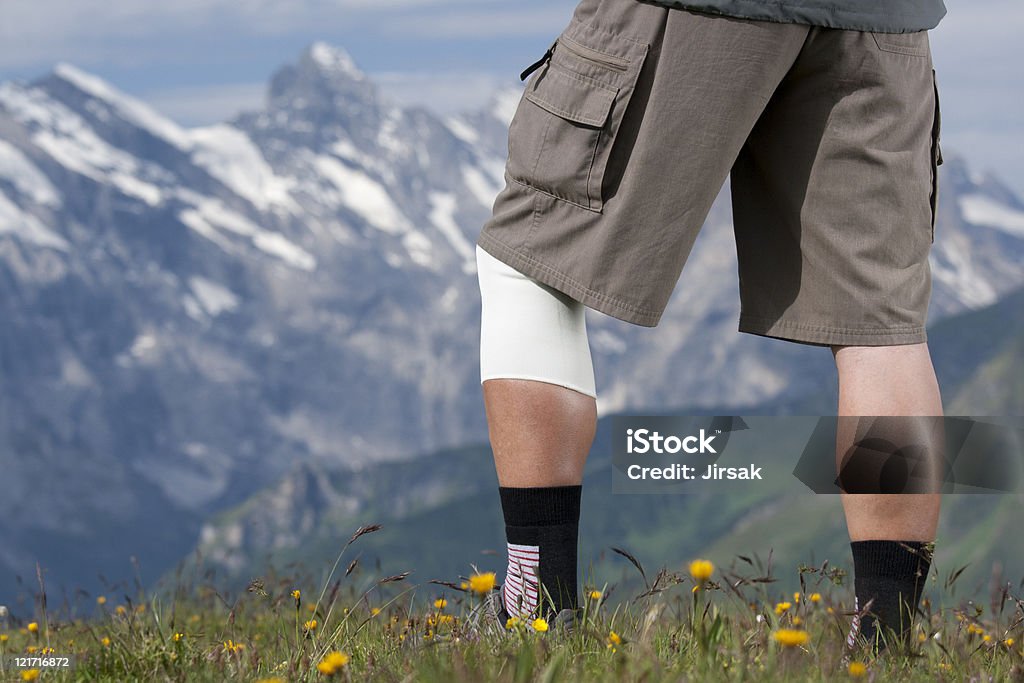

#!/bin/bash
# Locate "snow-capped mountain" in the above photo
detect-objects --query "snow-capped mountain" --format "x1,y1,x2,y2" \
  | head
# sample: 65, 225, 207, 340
1, 42, 1022, 609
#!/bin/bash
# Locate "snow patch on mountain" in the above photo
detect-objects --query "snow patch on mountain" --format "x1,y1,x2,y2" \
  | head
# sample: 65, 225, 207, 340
960, 194, 1024, 237
0, 193, 69, 251
402, 230, 434, 268
310, 153, 411, 234
0, 139, 61, 207
190, 124, 298, 213
179, 197, 315, 271
309, 42, 366, 82
53, 63, 193, 151
189, 276, 240, 316
462, 163, 502, 209
428, 191, 474, 272
931, 239, 998, 308
444, 116, 479, 145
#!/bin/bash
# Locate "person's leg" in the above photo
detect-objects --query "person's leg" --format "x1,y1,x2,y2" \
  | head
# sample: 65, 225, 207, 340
483, 381, 595, 620
834, 343, 942, 649
477, 244, 597, 621
483, 380, 596, 488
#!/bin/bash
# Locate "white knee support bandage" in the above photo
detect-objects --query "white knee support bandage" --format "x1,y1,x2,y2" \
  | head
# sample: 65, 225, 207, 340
476, 245, 597, 399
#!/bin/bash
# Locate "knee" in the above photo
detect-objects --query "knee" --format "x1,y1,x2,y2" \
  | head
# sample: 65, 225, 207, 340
476, 245, 597, 399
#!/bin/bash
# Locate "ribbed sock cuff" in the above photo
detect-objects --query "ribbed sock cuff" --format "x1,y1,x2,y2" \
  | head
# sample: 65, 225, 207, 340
499, 485, 582, 527
851, 540, 933, 578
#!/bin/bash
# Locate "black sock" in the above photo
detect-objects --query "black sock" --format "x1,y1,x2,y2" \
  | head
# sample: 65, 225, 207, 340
498, 485, 581, 620
850, 540, 933, 649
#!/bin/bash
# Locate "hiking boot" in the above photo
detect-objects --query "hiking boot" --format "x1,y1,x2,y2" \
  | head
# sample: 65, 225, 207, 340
465, 585, 512, 638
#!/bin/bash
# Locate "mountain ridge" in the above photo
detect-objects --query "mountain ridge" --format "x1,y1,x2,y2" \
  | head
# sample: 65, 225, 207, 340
1, 41, 1022, 610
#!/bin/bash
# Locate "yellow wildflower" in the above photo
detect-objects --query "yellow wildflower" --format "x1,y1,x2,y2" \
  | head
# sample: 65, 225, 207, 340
848, 661, 867, 678
304, 619, 318, 631
20, 670, 40, 682
773, 629, 809, 648
532, 617, 549, 632
222, 639, 245, 653
792, 616, 802, 626
173, 632, 184, 642
809, 593, 821, 603
793, 592, 801, 603
115, 606, 126, 616
96, 596, 107, 605
689, 559, 714, 582
27, 622, 38, 633
506, 616, 521, 629
317, 650, 350, 675
0, 634, 7, 642
468, 572, 496, 594
371, 607, 381, 616
775, 601, 792, 615
607, 631, 622, 649
1005, 638, 1015, 647
434, 598, 448, 610
589, 590, 603, 600
291, 589, 301, 601
25, 646, 37, 653
101, 637, 111, 647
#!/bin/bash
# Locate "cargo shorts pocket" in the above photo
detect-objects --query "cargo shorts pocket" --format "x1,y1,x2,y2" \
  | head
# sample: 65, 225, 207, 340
506, 19, 649, 212
929, 68, 943, 242
871, 30, 930, 58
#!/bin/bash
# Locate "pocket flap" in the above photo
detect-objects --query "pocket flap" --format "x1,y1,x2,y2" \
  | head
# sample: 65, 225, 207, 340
524, 65, 618, 128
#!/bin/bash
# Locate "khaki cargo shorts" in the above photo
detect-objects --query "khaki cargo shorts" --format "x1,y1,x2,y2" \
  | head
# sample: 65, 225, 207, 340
476, 0, 943, 346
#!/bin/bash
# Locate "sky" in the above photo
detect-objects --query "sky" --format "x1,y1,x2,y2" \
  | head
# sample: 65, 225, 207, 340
1, 0, 1022, 193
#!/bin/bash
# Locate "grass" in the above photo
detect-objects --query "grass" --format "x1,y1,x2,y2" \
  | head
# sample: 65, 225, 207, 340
2, 524, 1023, 682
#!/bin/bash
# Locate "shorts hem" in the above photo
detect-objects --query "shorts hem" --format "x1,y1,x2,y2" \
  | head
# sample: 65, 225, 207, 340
476, 233, 663, 327
738, 314, 928, 347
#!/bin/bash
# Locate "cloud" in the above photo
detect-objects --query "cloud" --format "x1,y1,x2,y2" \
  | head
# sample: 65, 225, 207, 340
0, 0, 511, 69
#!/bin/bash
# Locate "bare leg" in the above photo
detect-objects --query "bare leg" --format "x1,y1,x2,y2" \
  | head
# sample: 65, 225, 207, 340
833, 343, 942, 541
482, 378, 597, 487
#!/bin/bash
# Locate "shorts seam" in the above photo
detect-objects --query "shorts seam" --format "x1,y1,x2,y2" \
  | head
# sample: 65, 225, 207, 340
738, 314, 924, 335
479, 233, 661, 323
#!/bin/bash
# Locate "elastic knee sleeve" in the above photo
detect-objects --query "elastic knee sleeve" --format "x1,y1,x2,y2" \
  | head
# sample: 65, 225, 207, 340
476, 245, 597, 399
